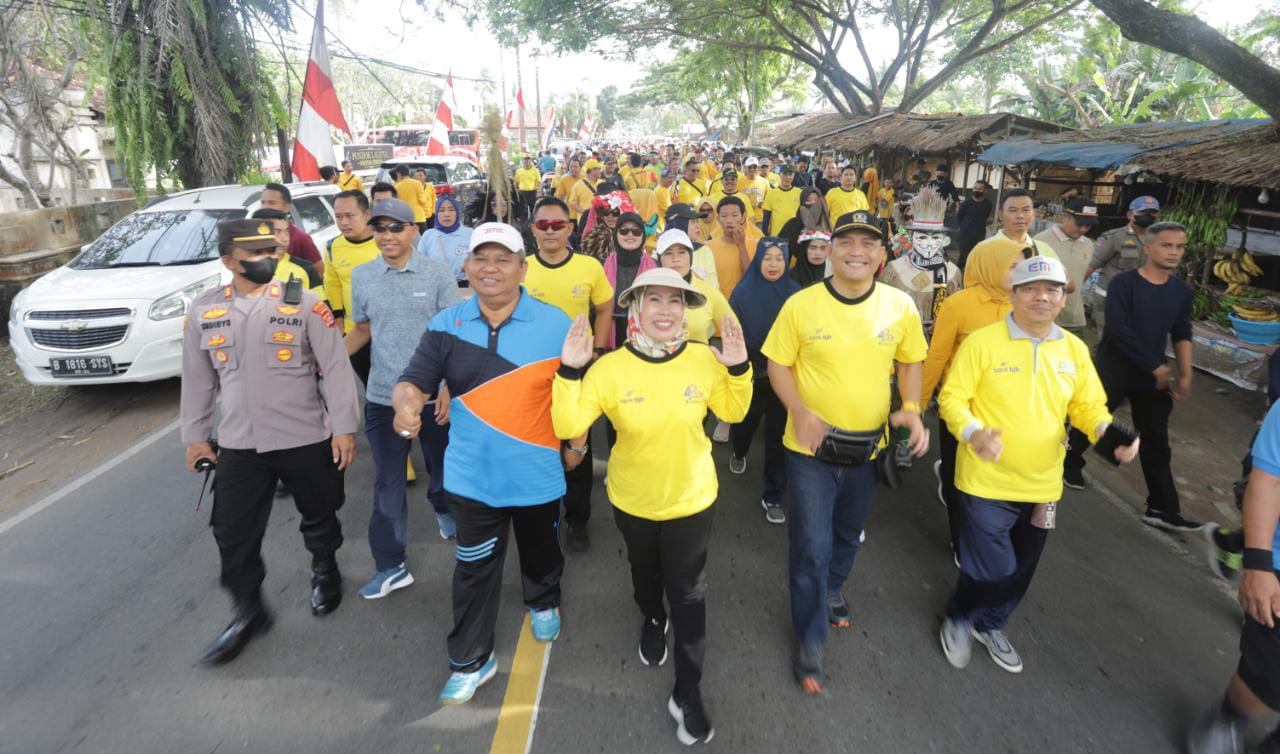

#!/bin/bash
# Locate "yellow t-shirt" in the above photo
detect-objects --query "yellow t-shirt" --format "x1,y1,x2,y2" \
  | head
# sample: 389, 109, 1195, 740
765, 172, 781, 189
697, 161, 715, 185
337, 172, 364, 192
762, 281, 927, 455
567, 178, 600, 221
394, 177, 434, 222
706, 230, 760, 299
743, 176, 771, 224
876, 187, 895, 219
685, 275, 736, 344
675, 177, 707, 206
825, 186, 870, 221
655, 184, 673, 219
515, 167, 542, 192
524, 252, 614, 324
762, 185, 802, 236
322, 234, 381, 333
551, 343, 752, 520
939, 318, 1112, 503
555, 174, 582, 201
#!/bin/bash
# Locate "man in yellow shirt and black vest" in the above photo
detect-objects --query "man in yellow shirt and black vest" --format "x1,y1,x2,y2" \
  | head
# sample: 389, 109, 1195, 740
937, 256, 1138, 675
337, 160, 364, 192
676, 159, 707, 206
763, 209, 929, 694
251, 208, 323, 296
523, 197, 614, 551
568, 159, 604, 228
324, 190, 381, 385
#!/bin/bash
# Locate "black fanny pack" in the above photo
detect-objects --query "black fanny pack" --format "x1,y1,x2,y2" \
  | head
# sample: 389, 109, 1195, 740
814, 426, 884, 467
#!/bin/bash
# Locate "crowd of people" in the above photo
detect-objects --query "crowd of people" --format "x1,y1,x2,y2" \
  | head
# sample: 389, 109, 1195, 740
178, 143, 1280, 752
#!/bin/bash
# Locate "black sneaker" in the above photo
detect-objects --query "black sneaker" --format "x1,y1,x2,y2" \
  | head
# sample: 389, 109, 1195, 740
565, 522, 590, 553
1204, 524, 1243, 583
639, 617, 668, 667
1142, 508, 1204, 533
1063, 466, 1085, 490
668, 692, 714, 745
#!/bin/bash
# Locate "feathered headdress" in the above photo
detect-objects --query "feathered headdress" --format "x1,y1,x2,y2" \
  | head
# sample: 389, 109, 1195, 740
906, 186, 948, 232
590, 191, 635, 214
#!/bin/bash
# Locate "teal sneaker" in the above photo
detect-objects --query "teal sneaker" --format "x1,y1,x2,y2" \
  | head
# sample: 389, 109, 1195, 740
530, 607, 561, 642
438, 657, 497, 705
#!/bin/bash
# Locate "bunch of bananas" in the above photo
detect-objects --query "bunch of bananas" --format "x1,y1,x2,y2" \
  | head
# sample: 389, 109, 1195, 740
1231, 304, 1280, 322
1215, 250, 1265, 295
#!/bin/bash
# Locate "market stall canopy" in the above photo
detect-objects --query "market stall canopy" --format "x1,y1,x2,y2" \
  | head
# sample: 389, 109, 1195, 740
762, 111, 1065, 153
978, 118, 1279, 187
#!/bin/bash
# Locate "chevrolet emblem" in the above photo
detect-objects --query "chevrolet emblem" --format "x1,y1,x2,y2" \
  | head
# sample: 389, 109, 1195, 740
61, 320, 88, 332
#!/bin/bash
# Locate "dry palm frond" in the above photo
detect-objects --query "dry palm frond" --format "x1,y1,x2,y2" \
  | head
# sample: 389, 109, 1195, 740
480, 106, 509, 217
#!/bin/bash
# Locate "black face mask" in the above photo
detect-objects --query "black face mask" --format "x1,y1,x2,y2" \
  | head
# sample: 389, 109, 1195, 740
239, 256, 278, 284
972, 190, 985, 199
1133, 213, 1157, 228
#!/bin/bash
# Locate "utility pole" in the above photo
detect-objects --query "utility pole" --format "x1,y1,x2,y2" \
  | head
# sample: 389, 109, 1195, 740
499, 47, 508, 129
515, 48, 526, 154
534, 54, 543, 151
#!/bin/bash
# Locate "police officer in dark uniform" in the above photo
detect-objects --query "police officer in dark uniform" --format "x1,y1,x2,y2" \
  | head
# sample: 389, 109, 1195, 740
1085, 195, 1160, 330
181, 219, 361, 665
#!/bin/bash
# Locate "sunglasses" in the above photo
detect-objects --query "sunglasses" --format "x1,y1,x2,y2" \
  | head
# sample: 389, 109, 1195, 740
698, 210, 712, 218
533, 219, 570, 231
371, 222, 411, 233
617, 226, 644, 237
599, 209, 619, 218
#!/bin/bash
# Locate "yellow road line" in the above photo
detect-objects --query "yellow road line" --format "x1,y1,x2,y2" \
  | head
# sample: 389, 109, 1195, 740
490, 613, 553, 754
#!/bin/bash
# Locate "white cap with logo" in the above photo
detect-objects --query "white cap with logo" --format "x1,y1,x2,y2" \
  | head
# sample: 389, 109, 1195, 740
655, 228, 694, 257
1012, 255, 1068, 287
468, 222, 525, 255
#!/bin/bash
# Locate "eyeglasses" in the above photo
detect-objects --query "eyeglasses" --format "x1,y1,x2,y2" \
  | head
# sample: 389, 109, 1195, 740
533, 219, 570, 231
617, 227, 644, 237
371, 222, 411, 233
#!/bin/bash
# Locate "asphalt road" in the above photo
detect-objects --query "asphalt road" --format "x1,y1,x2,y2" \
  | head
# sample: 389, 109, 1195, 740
0, 415, 1253, 754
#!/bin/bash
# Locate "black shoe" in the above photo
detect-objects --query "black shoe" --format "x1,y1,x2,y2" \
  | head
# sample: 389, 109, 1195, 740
1063, 466, 1085, 490
639, 617, 669, 667
565, 522, 590, 553
199, 599, 272, 665
668, 691, 714, 745
310, 556, 342, 616
1142, 508, 1204, 533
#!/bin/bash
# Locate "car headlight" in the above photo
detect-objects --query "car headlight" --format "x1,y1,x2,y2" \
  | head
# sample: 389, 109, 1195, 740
149, 274, 222, 321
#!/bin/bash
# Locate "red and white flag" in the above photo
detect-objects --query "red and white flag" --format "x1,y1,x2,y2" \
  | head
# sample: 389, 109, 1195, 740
426, 72, 455, 156
515, 88, 528, 150
291, 0, 350, 181
577, 114, 594, 143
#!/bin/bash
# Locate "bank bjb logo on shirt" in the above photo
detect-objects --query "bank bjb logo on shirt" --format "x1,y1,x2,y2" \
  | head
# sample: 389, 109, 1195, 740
1056, 359, 1077, 376
993, 360, 1020, 375
808, 327, 832, 343
683, 384, 705, 404
620, 389, 645, 405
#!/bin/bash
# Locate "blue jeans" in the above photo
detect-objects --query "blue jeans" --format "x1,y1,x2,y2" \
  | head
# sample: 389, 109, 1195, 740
945, 492, 1049, 632
365, 401, 449, 571
785, 450, 877, 649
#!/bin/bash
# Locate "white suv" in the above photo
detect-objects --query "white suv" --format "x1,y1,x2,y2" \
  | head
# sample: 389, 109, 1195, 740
8, 182, 341, 385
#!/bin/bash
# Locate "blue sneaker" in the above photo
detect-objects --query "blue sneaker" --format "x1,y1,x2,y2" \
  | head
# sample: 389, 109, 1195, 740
439, 656, 497, 704
436, 511, 457, 540
359, 563, 414, 599
530, 607, 560, 642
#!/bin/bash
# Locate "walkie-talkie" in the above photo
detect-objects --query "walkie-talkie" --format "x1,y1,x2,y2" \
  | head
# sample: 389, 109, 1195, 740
283, 274, 303, 305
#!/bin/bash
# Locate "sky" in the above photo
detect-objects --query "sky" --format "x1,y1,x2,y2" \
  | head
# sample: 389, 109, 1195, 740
298, 0, 1268, 124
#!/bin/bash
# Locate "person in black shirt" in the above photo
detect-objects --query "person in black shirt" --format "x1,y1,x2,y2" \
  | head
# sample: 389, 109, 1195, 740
927, 163, 961, 205
1063, 221, 1202, 532
955, 180, 994, 267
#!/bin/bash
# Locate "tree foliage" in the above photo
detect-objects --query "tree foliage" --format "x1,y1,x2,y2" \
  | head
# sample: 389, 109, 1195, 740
463, 0, 1084, 116
596, 85, 620, 131
85, 0, 291, 194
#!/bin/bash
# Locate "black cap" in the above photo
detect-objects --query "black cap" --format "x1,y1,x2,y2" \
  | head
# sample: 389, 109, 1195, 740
1064, 197, 1100, 225
665, 203, 700, 221
721, 168, 738, 179
779, 165, 796, 174
217, 218, 278, 254
831, 211, 884, 239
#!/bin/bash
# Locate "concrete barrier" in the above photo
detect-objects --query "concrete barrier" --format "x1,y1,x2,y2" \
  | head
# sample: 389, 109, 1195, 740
0, 199, 139, 336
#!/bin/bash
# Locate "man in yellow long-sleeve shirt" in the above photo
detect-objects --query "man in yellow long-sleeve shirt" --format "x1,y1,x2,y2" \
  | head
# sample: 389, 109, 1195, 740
324, 190, 381, 385
937, 255, 1138, 676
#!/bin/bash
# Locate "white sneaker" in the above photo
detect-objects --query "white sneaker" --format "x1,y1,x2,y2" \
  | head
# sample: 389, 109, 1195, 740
933, 459, 945, 506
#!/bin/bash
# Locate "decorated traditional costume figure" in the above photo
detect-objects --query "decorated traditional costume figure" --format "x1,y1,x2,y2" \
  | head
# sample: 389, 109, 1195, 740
879, 187, 961, 338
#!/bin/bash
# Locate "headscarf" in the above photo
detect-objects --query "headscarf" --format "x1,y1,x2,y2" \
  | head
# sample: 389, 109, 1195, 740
796, 187, 830, 233
626, 293, 690, 359
861, 167, 880, 207
416, 194, 473, 279
962, 237, 1034, 303
693, 197, 720, 241
628, 188, 662, 250
730, 237, 801, 353
604, 212, 657, 349
791, 229, 830, 288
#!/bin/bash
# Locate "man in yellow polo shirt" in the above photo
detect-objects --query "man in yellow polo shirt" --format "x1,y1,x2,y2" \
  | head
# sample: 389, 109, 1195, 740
763, 209, 928, 694
676, 159, 708, 206
523, 197, 613, 552
568, 159, 604, 225
761, 165, 802, 236
936, 256, 1137, 676
515, 155, 542, 220
824, 165, 870, 221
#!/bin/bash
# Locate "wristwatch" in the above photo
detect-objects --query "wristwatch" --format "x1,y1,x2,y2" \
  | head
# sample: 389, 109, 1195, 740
565, 444, 589, 456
